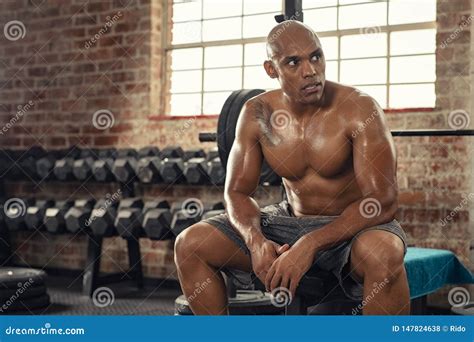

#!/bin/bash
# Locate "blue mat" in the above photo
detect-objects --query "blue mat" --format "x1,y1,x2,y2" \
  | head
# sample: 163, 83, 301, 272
405, 247, 474, 299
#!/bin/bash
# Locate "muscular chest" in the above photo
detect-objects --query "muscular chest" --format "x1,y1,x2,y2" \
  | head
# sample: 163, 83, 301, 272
259, 115, 352, 179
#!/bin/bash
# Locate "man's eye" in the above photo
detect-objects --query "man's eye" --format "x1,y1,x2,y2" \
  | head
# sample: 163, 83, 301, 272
311, 54, 322, 61
288, 60, 297, 66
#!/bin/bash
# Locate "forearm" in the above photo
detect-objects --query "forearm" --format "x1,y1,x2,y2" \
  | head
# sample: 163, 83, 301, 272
224, 191, 265, 251
302, 192, 398, 253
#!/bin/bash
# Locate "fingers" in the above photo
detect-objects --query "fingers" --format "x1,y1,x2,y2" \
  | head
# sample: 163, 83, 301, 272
289, 276, 299, 299
270, 270, 282, 293
265, 263, 276, 292
277, 244, 290, 255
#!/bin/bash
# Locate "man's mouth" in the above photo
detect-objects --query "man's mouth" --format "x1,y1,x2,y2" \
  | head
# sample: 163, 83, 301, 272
301, 82, 322, 95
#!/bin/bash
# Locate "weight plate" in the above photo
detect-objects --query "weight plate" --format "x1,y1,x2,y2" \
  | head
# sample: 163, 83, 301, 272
0, 285, 47, 302
0, 293, 50, 313
0, 268, 46, 288
217, 90, 240, 169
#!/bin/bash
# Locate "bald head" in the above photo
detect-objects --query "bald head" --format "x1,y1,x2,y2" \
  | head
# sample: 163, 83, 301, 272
266, 20, 320, 59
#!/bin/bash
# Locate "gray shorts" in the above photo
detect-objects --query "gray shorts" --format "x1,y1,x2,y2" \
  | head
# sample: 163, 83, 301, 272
202, 200, 407, 302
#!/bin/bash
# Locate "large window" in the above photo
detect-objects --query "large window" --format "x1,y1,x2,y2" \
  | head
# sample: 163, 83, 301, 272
166, 0, 436, 115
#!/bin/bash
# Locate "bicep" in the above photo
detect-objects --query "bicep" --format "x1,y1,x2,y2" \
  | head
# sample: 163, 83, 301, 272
351, 103, 398, 197
225, 103, 263, 195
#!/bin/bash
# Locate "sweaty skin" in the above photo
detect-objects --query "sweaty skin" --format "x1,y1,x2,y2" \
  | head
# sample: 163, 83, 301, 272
175, 21, 410, 315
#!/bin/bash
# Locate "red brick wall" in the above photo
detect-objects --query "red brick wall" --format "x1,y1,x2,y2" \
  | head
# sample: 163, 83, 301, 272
0, 0, 472, 303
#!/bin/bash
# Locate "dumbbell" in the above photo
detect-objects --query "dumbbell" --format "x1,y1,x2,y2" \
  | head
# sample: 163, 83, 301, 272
207, 147, 219, 162
73, 149, 116, 181
114, 198, 144, 238
184, 158, 211, 185
36, 148, 72, 180
6, 146, 46, 180
52, 147, 83, 181
88, 198, 119, 237
92, 150, 118, 182
24, 199, 55, 231
208, 157, 226, 185
3, 198, 34, 231
43, 200, 74, 234
142, 200, 173, 240
160, 147, 206, 184
170, 201, 224, 237
65, 199, 96, 234
202, 208, 225, 220
136, 147, 163, 184
112, 148, 160, 183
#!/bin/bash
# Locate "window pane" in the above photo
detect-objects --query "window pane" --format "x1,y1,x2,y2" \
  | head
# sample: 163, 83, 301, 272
303, 0, 337, 8
341, 33, 386, 59
325, 61, 338, 81
244, 43, 267, 65
305, 8, 338, 32
339, 0, 380, 4
244, 0, 281, 14
171, 48, 202, 70
389, 0, 436, 25
389, 84, 435, 108
390, 29, 436, 56
243, 13, 279, 38
203, 17, 241, 41
356, 85, 387, 107
172, 0, 202, 22
205, 45, 242, 68
171, 70, 202, 93
203, 0, 242, 19
340, 58, 387, 85
339, 2, 387, 30
390, 55, 435, 83
244, 66, 279, 89
204, 67, 242, 91
203, 91, 232, 114
170, 94, 201, 116
320, 37, 338, 60
172, 21, 201, 44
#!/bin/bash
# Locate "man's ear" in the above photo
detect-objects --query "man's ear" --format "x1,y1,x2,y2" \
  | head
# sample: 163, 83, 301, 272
264, 60, 278, 79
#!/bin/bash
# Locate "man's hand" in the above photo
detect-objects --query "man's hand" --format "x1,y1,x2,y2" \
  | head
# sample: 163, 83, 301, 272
265, 237, 316, 297
250, 239, 289, 285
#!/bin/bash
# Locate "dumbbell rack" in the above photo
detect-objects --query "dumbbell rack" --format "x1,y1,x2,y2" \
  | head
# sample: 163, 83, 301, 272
0, 178, 12, 265
82, 181, 143, 297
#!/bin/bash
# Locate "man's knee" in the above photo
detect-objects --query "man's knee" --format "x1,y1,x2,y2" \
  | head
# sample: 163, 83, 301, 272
351, 230, 405, 283
174, 223, 208, 267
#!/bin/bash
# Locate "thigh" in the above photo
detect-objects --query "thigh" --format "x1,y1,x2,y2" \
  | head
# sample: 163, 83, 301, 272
176, 222, 253, 273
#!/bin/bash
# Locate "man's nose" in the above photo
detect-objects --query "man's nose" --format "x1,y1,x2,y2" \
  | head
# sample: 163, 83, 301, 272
301, 60, 316, 78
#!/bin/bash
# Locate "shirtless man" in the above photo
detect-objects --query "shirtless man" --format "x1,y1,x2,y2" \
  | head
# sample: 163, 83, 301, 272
175, 21, 409, 315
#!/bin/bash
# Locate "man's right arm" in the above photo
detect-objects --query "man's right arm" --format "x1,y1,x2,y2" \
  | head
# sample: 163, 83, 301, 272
224, 99, 266, 252
224, 98, 289, 284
